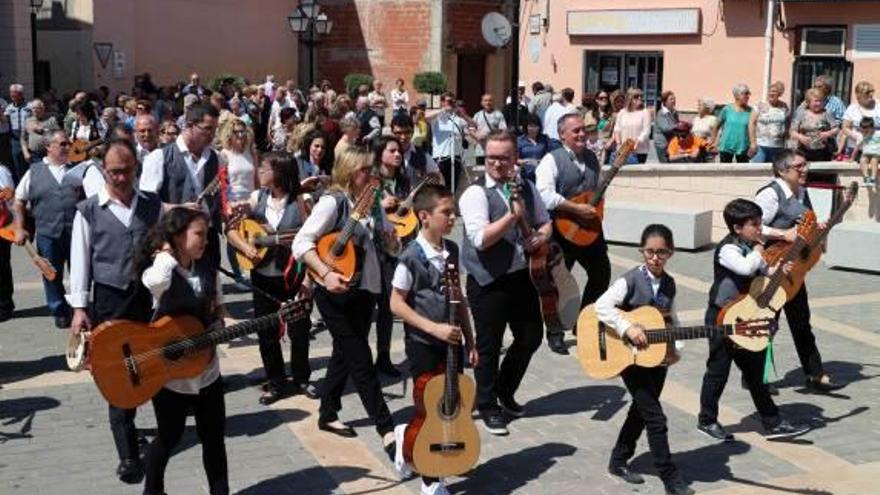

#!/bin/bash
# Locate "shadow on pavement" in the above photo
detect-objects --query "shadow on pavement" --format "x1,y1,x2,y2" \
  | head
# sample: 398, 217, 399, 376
236, 465, 406, 495
0, 396, 61, 442
524, 384, 627, 420
449, 442, 577, 494
0, 354, 66, 386
773, 360, 880, 394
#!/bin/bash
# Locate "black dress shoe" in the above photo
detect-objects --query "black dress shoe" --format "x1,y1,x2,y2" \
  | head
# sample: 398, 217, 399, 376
805, 374, 844, 393
664, 478, 695, 495
116, 458, 144, 484
697, 422, 735, 442
259, 383, 285, 405
375, 356, 402, 378
499, 395, 525, 418
54, 314, 71, 329
547, 334, 569, 355
608, 464, 645, 484
318, 420, 357, 438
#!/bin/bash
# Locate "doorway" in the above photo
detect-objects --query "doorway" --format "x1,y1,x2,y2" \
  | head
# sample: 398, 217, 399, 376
456, 53, 486, 115
791, 57, 853, 107
584, 51, 664, 108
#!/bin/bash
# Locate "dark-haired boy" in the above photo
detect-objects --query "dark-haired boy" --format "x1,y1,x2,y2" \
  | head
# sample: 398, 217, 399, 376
390, 184, 478, 495
697, 199, 810, 442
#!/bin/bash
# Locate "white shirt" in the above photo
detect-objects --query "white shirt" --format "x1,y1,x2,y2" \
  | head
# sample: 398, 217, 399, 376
718, 242, 768, 276
595, 266, 680, 338
223, 150, 255, 202
391, 89, 409, 111
79, 160, 107, 198
140, 135, 213, 195
142, 251, 222, 394
543, 102, 577, 141
458, 173, 550, 274
291, 193, 391, 294
473, 109, 507, 157
0, 164, 14, 208
842, 102, 878, 149
404, 147, 440, 176
754, 178, 807, 237
430, 111, 468, 160
249, 190, 288, 230
136, 142, 155, 164
535, 145, 584, 211
66, 188, 141, 308
14, 158, 71, 201
391, 233, 449, 291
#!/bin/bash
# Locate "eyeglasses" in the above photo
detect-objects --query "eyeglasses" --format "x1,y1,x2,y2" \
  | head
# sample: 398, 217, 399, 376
633, 94, 644, 99
789, 162, 808, 171
639, 248, 673, 259
485, 156, 513, 166
58, 141, 72, 147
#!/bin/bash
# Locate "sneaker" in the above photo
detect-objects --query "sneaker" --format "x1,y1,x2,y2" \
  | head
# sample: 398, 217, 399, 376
697, 422, 735, 442
498, 395, 525, 418
764, 418, 810, 440
608, 463, 645, 484
421, 480, 451, 495
393, 424, 412, 480
481, 411, 509, 436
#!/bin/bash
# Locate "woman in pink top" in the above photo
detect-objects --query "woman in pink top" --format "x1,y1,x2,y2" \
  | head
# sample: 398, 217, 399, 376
612, 88, 654, 163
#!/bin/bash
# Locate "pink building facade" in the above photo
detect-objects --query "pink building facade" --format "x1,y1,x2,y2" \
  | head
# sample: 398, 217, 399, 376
519, 0, 880, 111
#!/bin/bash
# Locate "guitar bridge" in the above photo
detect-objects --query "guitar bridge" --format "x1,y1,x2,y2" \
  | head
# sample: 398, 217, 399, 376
122, 343, 140, 386
429, 442, 465, 453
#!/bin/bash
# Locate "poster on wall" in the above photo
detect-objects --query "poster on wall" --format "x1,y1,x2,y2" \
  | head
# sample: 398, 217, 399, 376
112, 51, 126, 79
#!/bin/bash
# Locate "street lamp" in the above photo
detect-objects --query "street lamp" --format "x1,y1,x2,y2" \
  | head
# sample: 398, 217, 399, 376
288, 0, 333, 89
30, 0, 44, 96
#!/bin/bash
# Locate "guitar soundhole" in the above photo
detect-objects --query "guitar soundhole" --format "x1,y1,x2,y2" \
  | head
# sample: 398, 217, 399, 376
439, 398, 460, 420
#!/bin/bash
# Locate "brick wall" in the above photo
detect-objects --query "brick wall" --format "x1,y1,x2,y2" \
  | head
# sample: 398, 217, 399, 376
447, 0, 498, 51
318, 0, 434, 96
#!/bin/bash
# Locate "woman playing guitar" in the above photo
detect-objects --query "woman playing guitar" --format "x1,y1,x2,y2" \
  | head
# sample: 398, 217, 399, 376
226, 152, 314, 405
291, 146, 402, 459
137, 206, 229, 495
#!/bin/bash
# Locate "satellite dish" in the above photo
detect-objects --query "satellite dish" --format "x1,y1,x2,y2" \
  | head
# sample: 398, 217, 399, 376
482, 12, 512, 48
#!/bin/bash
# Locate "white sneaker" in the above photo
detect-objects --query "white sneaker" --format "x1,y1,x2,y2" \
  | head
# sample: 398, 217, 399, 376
393, 424, 412, 479
421, 479, 451, 495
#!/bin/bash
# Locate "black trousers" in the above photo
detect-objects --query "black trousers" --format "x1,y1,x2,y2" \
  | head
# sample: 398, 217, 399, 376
314, 287, 395, 436
0, 238, 13, 314
252, 271, 311, 387
93, 282, 153, 463
698, 306, 779, 427
782, 285, 823, 379
467, 270, 543, 414
719, 151, 750, 163
436, 157, 464, 193
555, 233, 611, 335
374, 254, 397, 359
611, 366, 678, 482
143, 378, 228, 495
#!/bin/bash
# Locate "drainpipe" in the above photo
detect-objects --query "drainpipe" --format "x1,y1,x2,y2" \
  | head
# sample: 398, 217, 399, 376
762, 0, 775, 100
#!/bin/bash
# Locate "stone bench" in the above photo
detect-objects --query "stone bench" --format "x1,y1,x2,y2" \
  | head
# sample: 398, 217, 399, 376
602, 201, 713, 250
825, 221, 880, 273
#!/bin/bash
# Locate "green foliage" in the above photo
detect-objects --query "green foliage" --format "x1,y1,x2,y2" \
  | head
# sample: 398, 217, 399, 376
209, 73, 246, 92
412, 71, 447, 95
344, 73, 374, 96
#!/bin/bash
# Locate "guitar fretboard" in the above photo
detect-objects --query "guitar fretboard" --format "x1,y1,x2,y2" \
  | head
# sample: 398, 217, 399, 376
644, 324, 732, 344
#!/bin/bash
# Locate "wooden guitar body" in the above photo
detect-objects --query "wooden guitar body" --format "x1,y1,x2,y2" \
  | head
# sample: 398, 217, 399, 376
553, 191, 605, 247
529, 241, 580, 332
762, 241, 819, 300
387, 208, 419, 242
235, 219, 269, 272
716, 277, 783, 352
310, 232, 356, 284
577, 305, 669, 379
90, 315, 211, 409
404, 369, 480, 477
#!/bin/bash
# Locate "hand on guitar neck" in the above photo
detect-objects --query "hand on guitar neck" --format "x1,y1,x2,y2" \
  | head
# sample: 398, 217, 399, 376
507, 176, 550, 254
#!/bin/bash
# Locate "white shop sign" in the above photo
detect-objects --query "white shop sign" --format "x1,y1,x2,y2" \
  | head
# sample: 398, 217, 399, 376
567, 9, 701, 36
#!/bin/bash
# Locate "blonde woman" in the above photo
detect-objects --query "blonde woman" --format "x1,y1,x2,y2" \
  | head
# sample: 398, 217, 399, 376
287, 121, 317, 157
291, 147, 401, 456
612, 88, 653, 163
790, 88, 838, 162
839, 81, 877, 157
219, 117, 257, 287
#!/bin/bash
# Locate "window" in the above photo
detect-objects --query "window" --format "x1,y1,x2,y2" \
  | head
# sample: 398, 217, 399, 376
800, 27, 846, 57
854, 24, 880, 59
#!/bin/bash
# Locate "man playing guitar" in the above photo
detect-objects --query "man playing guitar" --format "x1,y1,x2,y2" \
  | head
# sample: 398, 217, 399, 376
459, 130, 552, 436
754, 150, 841, 392
535, 113, 610, 354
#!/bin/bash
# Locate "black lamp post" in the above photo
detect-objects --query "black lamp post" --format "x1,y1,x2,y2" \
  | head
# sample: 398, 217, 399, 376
288, 0, 333, 89
30, 0, 44, 95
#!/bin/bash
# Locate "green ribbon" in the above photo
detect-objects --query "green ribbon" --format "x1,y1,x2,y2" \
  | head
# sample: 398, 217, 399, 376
501, 183, 511, 201
762, 339, 777, 384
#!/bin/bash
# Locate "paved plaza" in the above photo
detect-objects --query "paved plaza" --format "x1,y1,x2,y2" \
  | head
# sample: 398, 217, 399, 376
1, 238, 878, 495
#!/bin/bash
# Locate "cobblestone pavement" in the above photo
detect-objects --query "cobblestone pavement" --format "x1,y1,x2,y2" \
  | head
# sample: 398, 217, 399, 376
1, 239, 877, 495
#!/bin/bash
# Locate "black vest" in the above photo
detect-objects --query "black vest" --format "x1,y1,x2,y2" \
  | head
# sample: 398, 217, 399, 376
153, 260, 217, 327
619, 266, 676, 315
29, 161, 82, 238
708, 234, 755, 308
398, 239, 459, 347
252, 189, 305, 277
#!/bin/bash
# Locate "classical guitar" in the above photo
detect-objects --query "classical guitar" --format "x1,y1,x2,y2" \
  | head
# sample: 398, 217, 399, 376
309, 178, 380, 285
553, 139, 636, 247
508, 175, 581, 334
234, 218, 300, 272
0, 188, 57, 280
577, 305, 776, 379
762, 182, 858, 300
385, 174, 442, 242
195, 166, 226, 206
69, 138, 105, 163
404, 262, 480, 477
89, 298, 311, 409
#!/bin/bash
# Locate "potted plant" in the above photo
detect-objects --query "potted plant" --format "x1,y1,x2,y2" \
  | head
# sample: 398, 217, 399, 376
413, 71, 447, 108
344, 73, 374, 98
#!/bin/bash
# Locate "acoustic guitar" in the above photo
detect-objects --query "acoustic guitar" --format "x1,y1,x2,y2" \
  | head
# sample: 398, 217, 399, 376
69, 138, 105, 163
553, 139, 635, 247
309, 178, 380, 285
404, 262, 480, 477
761, 182, 858, 300
577, 305, 776, 379
89, 298, 311, 409
195, 166, 226, 206
385, 175, 442, 242
508, 175, 580, 334
0, 188, 57, 281
234, 218, 300, 272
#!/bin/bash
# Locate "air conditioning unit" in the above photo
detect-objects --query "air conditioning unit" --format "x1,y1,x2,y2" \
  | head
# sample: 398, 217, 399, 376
800, 27, 846, 57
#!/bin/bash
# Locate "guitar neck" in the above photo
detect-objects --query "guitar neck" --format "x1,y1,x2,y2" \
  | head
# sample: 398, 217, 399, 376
589, 166, 621, 207
444, 298, 462, 413
181, 312, 282, 351
644, 324, 732, 344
